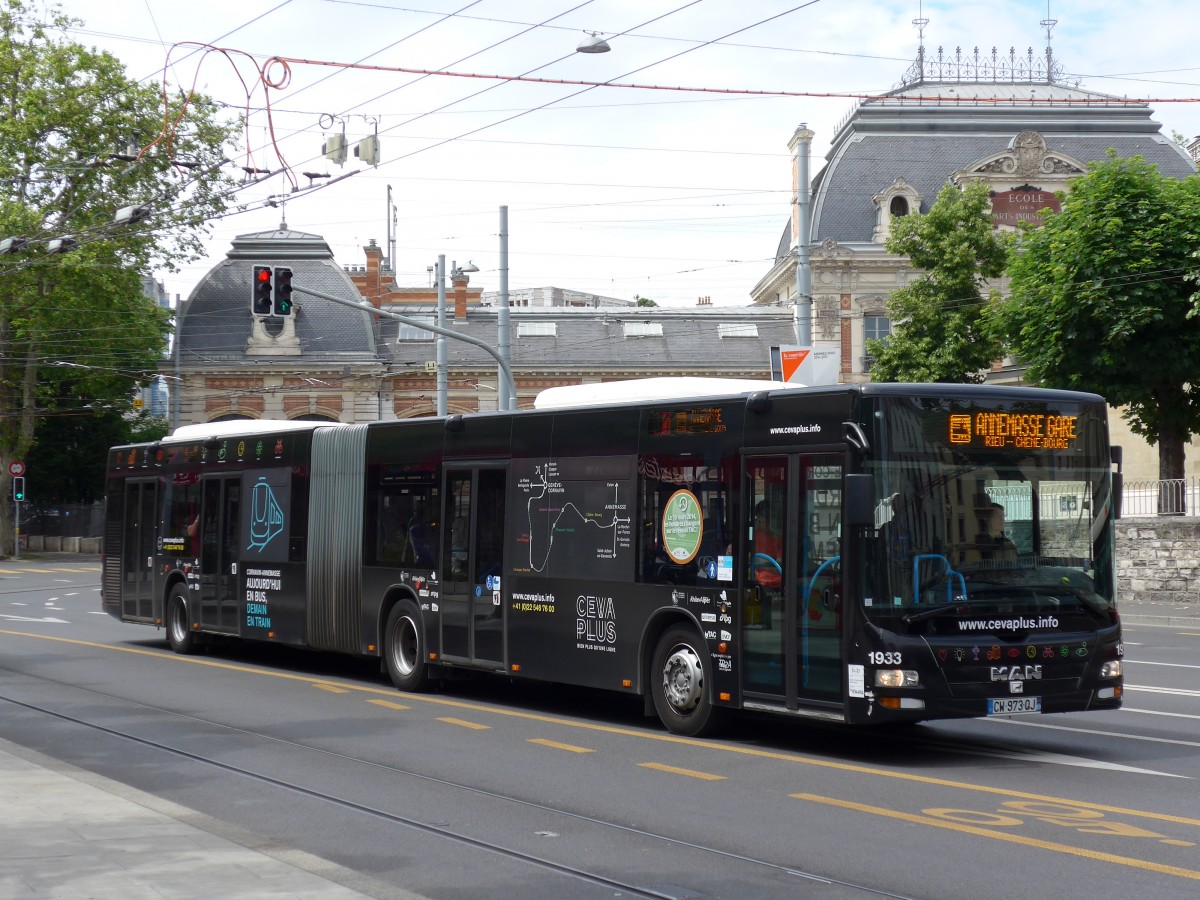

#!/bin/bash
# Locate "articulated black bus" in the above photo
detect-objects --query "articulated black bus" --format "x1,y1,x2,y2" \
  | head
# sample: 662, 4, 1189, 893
102, 379, 1123, 735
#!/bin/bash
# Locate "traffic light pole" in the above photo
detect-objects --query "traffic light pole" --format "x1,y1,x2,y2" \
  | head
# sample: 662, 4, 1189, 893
289, 284, 519, 407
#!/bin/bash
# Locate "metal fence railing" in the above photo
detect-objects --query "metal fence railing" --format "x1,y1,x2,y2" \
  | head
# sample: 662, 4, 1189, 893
19, 503, 105, 538
1121, 478, 1200, 517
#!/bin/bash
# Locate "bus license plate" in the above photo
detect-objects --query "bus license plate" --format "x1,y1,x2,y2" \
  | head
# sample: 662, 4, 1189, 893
988, 696, 1042, 716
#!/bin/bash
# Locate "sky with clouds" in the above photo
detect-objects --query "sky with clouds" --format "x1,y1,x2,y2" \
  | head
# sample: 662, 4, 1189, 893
47, 0, 1200, 307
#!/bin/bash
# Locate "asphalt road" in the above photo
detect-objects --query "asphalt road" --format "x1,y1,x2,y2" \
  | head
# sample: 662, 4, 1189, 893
2, 556, 1199, 899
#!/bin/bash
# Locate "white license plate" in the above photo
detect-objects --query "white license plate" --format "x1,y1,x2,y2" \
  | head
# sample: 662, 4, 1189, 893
987, 696, 1042, 716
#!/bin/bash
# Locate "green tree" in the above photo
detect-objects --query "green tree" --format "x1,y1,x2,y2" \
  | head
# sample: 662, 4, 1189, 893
0, 0, 237, 552
992, 153, 1200, 488
635, 295, 658, 307
867, 181, 1008, 383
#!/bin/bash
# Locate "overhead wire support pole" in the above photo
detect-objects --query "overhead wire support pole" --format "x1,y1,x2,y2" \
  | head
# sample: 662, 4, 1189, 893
498, 205, 512, 411
288, 283, 518, 409
436, 254, 447, 416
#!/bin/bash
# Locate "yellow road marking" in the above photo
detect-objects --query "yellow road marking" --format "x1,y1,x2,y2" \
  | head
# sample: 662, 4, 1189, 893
791, 793, 1200, 881
438, 717, 490, 730
313, 683, 350, 694
640, 762, 725, 781
5, 629, 1200, 832
367, 699, 410, 711
529, 738, 594, 754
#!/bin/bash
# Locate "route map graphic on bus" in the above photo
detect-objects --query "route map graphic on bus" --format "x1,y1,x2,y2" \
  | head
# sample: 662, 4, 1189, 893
512, 457, 633, 580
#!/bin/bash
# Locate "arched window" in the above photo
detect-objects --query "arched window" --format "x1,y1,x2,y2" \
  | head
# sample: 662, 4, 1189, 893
872, 178, 921, 243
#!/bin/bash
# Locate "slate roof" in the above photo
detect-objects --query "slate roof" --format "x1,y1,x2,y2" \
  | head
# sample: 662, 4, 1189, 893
381, 306, 799, 375
808, 81, 1197, 245
176, 228, 378, 365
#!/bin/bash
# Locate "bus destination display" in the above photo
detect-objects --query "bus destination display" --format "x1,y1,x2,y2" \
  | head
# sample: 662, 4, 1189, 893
948, 411, 1078, 450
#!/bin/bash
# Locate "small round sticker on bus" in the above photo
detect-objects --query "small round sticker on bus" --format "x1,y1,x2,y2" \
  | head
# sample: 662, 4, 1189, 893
662, 489, 703, 564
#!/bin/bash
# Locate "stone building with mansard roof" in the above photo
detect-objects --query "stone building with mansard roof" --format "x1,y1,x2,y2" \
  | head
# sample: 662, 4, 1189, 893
167, 227, 797, 426
750, 43, 1198, 478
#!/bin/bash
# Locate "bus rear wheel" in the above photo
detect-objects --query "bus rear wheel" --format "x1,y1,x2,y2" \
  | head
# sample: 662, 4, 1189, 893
166, 585, 197, 655
384, 601, 429, 692
651, 625, 727, 737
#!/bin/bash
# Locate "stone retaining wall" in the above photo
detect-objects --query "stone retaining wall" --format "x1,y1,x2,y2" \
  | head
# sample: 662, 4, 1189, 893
1116, 518, 1200, 606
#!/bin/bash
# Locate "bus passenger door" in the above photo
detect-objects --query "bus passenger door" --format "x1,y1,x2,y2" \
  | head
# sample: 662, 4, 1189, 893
743, 454, 843, 709
440, 467, 506, 667
198, 475, 241, 632
122, 479, 158, 622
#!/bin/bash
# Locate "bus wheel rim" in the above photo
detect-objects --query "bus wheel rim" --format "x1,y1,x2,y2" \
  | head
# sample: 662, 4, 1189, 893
662, 644, 703, 713
393, 615, 417, 676
171, 600, 187, 643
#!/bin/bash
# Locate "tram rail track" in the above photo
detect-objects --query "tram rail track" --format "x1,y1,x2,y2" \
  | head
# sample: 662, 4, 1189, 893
0, 671, 917, 900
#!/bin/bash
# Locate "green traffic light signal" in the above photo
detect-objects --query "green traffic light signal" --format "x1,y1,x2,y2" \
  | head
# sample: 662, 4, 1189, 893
12, 476, 24, 501
273, 267, 293, 316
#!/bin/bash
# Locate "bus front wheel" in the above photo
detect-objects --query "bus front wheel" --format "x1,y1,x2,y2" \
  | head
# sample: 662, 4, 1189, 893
384, 601, 429, 692
651, 625, 727, 737
166, 585, 197, 655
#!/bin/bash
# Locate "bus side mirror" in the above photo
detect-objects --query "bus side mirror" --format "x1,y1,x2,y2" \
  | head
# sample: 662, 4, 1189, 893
844, 474, 874, 527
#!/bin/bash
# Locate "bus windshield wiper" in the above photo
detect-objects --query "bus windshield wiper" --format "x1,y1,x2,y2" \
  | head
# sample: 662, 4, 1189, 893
903, 601, 970, 624
1027, 583, 1112, 620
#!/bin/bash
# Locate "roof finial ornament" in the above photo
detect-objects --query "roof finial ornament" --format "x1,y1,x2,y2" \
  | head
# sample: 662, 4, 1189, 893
912, 1, 929, 82
1040, 0, 1057, 84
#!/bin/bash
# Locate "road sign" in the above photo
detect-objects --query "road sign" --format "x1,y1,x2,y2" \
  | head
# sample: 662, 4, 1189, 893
8, 460, 23, 477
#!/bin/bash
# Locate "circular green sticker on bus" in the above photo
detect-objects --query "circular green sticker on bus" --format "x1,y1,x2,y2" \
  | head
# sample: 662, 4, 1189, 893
662, 489, 703, 564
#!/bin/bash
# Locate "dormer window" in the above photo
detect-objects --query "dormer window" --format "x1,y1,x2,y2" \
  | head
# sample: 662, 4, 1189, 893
872, 177, 922, 243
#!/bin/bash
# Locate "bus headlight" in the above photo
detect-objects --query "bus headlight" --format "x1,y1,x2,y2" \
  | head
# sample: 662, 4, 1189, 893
1100, 660, 1122, 679
875, 669, 920, 688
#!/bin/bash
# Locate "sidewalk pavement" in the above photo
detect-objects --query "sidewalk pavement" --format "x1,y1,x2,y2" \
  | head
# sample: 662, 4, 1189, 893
0, 740, 419, 900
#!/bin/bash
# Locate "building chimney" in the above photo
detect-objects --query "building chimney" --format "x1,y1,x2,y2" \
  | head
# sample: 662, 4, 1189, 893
362, 239, 383, 308
453, 271, 469, 319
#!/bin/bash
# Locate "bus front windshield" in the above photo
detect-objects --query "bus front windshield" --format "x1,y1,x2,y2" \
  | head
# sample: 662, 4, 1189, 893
860, 396, 1116, 630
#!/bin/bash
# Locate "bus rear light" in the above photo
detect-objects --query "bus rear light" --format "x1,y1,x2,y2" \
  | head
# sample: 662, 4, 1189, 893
719, 692, 731, 702
875, 669, 919, 688
1100, 660, 1122, 679
621, 679, 632, 688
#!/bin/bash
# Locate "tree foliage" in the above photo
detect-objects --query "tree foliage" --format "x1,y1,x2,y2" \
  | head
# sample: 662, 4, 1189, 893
0, 0, 238, 552
867, 181, 1008, 383
991, 153, 1200, 482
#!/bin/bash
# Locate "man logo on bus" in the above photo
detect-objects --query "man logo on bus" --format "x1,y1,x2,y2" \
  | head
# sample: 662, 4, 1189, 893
247, 477, 285, 551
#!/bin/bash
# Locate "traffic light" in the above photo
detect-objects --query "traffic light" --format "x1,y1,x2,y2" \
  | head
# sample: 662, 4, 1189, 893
12, 476, 25, 502
252, 265, 273, 316
273, 267, 293, 316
